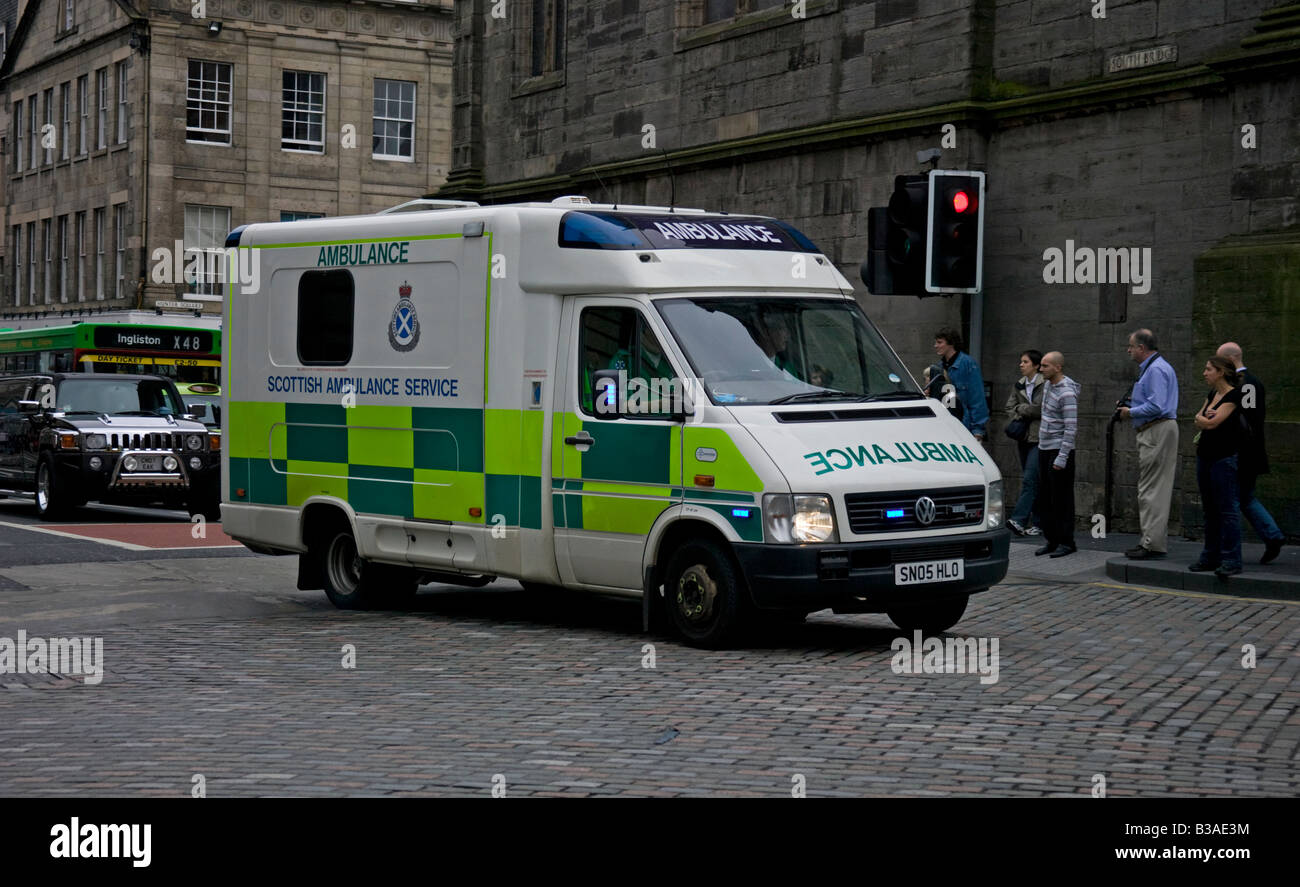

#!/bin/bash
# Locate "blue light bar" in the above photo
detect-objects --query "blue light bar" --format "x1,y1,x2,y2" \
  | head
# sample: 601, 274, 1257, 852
732, 508, 751, 519
886, 508, 904, 518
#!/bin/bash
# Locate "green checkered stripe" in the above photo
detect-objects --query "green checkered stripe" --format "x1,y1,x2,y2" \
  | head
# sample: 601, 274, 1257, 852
547, 413, 764, 542
228, 402, 543, 528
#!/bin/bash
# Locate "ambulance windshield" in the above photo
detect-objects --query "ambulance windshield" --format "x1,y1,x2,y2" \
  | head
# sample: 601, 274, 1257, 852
655, 297, 921, 406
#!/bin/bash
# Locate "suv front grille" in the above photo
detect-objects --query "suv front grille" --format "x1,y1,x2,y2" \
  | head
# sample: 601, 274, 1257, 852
110, 432, 183, 450
844, 485, 985, 534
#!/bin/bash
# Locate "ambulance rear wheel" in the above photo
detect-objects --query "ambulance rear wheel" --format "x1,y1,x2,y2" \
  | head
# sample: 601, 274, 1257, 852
886, 594, 970, 634
664, 539, 745, 649
321, 529, 418, 610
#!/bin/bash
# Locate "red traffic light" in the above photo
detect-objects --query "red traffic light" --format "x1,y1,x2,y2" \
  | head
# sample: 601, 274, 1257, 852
952, 190, 970, 213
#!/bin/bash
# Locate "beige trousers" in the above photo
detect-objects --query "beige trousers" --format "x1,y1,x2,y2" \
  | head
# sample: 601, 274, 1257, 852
1136, 419, 1179, 552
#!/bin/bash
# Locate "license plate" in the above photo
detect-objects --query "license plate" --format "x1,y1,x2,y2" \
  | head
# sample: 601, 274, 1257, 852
134, 455, 161, 472
895, 558, 964, 585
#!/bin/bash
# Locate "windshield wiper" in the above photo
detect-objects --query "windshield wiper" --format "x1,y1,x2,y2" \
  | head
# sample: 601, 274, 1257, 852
768, 390, 865, 405
110, 410, 161, 417
855, 391, 926, 403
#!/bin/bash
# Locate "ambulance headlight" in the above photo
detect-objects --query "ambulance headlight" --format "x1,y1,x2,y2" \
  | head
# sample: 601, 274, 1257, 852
986, 480, 1004, 529
764, 493, 838, 544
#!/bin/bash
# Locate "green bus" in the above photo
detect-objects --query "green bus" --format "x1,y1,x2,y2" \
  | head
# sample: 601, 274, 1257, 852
0, 323, 221, 383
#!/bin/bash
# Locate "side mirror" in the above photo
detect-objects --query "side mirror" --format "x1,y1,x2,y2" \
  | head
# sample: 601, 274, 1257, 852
187, 402, 209, 419
17, 400, 40, 413
591, 369, 622, 420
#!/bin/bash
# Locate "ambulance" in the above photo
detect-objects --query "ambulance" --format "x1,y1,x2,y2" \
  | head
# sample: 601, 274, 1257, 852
222, 197, 1009, 647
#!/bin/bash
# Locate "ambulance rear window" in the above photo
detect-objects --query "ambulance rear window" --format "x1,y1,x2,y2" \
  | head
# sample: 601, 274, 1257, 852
298, 269, 354, 365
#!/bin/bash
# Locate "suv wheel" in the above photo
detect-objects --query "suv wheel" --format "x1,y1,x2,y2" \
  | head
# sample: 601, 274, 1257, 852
35, 457, 70, 521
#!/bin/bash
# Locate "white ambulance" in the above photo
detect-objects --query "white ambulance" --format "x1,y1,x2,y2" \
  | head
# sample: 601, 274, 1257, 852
222, 197, 1009, 647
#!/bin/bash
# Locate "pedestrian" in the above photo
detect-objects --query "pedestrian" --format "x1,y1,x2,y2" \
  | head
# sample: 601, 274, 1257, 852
1004, 349, 1044, 537
1216, 342, 1284, 564
1033, 351, 1079, 558
1117, 328, 1179, 559
931, 328, 989, 441
1190, 355, 1245, 578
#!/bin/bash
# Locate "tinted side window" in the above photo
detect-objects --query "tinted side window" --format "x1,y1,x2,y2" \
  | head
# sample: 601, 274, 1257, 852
298, 269, 354, 365
0, 380, 29, 413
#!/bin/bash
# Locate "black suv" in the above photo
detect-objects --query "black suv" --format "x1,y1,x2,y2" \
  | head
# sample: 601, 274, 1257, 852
0, 373, 221, 520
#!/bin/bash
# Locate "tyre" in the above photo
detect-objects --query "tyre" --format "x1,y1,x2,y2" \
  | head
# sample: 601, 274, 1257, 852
320, 526, 419, 610
35, 456, 71, 521
663, 539, 746, 648
886, 593, 970, 634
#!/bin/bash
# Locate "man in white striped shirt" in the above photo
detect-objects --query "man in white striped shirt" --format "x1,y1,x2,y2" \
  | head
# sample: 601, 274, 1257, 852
1034, 351, 1080, 558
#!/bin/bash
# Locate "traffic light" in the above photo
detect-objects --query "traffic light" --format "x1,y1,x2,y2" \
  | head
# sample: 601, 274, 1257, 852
887, 174, 929, 295
926, 169, 985, 293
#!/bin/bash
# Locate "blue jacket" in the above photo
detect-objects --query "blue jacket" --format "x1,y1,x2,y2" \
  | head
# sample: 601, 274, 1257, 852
944, 351, 990, 436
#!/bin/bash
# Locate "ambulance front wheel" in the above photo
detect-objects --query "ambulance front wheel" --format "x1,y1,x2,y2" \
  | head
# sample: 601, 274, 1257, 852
886, 593, 970, 634
663, 539, 746, 649
321, 528, 419, 610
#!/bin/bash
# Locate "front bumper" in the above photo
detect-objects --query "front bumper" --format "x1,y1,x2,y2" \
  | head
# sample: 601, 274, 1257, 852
734, 528, 1010, 612
54, 449, 220, 499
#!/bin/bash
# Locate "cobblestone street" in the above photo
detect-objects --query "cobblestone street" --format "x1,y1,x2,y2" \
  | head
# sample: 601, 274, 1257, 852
2, 545, 1295, 797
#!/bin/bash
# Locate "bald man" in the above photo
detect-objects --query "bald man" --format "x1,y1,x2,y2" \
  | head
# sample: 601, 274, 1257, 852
1033, 352, 1080, 557
1217, 342, 1284, 563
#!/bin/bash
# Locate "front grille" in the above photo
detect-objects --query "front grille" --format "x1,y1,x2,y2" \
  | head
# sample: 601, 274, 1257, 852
844, 485, 985, 534
109, 432, 182, 450
850, 539, 994, 570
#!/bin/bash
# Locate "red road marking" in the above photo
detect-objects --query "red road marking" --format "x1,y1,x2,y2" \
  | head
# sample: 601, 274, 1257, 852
52, 522, 243, 549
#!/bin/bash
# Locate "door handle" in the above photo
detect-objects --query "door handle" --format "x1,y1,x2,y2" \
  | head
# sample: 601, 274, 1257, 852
564, 431, 593, 447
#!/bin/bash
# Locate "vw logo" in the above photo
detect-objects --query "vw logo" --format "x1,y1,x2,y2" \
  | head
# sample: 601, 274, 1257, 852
915, 496, 937, 525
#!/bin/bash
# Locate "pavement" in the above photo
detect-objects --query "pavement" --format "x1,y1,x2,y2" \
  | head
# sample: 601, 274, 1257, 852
1006, 531, 1299, 602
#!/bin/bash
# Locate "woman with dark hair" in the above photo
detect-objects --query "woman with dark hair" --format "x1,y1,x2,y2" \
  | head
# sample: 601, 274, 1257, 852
1191, 355, 1245, 578
1004, 349, 1044, 536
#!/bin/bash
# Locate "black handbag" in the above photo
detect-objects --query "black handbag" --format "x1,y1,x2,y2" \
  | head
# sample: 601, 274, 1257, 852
1005, 417, 1029, 441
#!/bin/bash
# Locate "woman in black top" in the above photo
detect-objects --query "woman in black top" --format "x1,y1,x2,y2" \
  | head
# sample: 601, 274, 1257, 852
1191, 355, 1244, 577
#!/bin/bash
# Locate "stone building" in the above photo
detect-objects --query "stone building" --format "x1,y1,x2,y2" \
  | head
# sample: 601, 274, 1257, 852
1, 0, 453, 325
441, 0, 1300, 538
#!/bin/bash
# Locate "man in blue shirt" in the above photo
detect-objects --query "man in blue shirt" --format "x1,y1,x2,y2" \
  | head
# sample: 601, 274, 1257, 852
1117, 328, 1179, 559
932, 329, 989, 441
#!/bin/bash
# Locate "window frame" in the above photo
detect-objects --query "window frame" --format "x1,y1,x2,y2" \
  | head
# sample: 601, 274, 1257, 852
576, 304, 680, 421
13, 99, 22, 172
114, 204, 126, 300
116, 62, 128, 144
77, 75, 88, 155
186, 60, 234, 145
93, 208, 105, 301
43, 88, 54, 165
183, 204, 232, 300
58, 215, 69, 303
96, 68, 108, 149
281, 70, 326, 154
60, 83, 71, 160
75, 212, 86, 302
372, 78, 416, 162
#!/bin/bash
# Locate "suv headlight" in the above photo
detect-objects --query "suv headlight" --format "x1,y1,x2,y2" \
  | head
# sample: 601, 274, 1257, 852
185, 434, 204, 451
987, 479, 1004, 528
83, 433, 107, 450
764, 493, 839, 543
